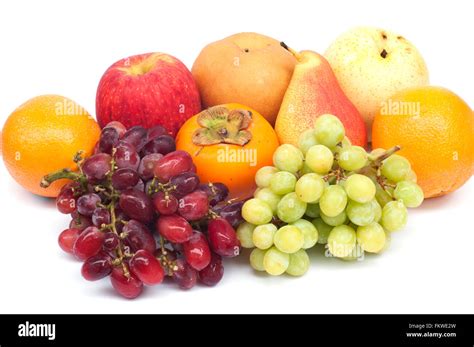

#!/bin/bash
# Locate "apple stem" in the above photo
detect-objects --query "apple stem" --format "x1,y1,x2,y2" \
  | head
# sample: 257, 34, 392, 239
280, 42, 301, 60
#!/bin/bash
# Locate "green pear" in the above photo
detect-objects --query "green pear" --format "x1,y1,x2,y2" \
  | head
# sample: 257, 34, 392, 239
325, 27, 429, 139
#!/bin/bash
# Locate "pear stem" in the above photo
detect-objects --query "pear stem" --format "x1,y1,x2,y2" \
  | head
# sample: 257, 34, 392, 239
280, 42, 301, 60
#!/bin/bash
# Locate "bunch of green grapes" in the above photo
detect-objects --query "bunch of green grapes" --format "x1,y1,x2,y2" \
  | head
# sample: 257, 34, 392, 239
238, 114, 424, 276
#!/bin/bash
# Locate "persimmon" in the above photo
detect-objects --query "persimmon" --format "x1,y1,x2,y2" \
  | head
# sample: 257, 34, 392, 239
176, 103, 279, 199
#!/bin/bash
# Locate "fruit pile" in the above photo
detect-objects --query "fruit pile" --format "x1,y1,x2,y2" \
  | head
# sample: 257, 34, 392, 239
42, 121, 242, 298
1, 27, 471, 299
238, 114, 424, 276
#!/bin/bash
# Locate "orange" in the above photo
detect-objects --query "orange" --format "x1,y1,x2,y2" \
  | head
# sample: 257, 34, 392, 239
176, 103, 279, 199
2, 95, 100, 197
372, 86, 473, 198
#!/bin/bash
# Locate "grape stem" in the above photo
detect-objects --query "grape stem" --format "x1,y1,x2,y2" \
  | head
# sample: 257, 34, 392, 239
371, 145, 401, 165
40, 168, 86, 188
107, 150, 131, 278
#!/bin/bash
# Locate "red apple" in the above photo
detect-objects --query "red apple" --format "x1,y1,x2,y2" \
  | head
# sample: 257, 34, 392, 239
96, 53, 201, 136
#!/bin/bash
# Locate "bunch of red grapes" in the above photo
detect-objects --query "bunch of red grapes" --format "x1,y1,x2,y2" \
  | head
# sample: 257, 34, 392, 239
48, 121, 243, 299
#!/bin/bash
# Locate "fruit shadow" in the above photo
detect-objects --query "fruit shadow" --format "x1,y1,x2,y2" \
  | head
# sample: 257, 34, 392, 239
415, 189, 467, 211
3, 175, 57, 208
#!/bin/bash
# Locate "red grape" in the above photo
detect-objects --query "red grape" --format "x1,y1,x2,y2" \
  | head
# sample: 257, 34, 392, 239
69, 213, 92, 231
156, 214, 193, 243
146, 125, 167, 141
138, 153, 163, 180
183, 232, 211, 271
154, 150, 193, 183
170, 172, 200, 197
104, 121, 126, 138
198, 183, 229, 206
81, 253, 112, 281
172, 258, 197, 290
122, 220, 156, 254
207, 217, 240, 257
56, 188, 77, 214
103, 232, 119, 251
198, 253, 224, 286
111, 168, 139, 190
73, 226, 105, 260
121, 126, 147, 152
141, 135, 176, 156
82, 153, 112, 183
133, 178, 145, 192
58, 228, 81, 254
99, 127, 119, 154
119, 188, 154, 223
77, 193, 101, 216
114, 142, 140, 170
110, 267, 143, 299
129, 250, 165, 286
178, 190, 209, 221
153, 192, 178, 215
216, 201, 245, 228
92, 208, 111, 227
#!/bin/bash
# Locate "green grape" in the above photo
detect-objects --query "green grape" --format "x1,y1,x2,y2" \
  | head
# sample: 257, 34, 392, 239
327, 225, 356, 258
394, 181, 424, 208
236, 222, 256, 248
254, 188, 281, 213
295, 173, 325, 203
337, 146, 368, 171
277, 192, 307, 223
273, 144, 304, 173
249, 248, 266, 271
346, 199, 376, 226
291, 219, 318, 249
305, 145, 334, 174
314, 114, 345, 148
375, 183, 394, 207
341, 136, 352, 147
274, 225, 304, 254
269, 171, 297, 195
379, 230, 392, 254
286, 249, 310, 276
255, 166, 278, 188
312, 218, 332, 244
298, 129, 318, 154
343, 174, 376, 203
253, 223, 277, 250
263, 247, 290, 275
305, 203, 320, 218
356, 222, 386, 253
372, 199, 382, 222
381, 200, 408, 232
319, 185, 347, 217
300, 163, 315, 175
242, 198, 273, 225
406, 169, 417, 183
321, 210, 347, 226
381, 154, 411, 182
368, 147, 386, 161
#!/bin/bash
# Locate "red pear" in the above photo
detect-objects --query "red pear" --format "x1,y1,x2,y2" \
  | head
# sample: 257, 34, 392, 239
275, 44, 367, 148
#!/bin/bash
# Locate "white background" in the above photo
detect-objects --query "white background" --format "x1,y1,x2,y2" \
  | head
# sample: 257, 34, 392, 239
0, 0, 472, 313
